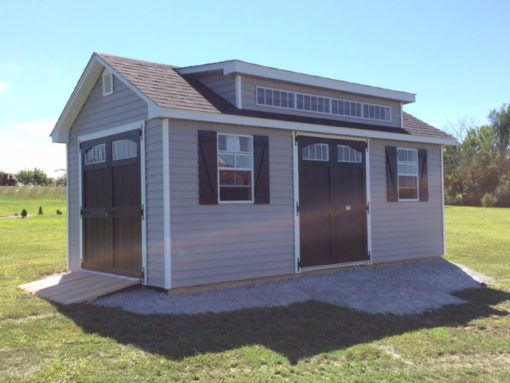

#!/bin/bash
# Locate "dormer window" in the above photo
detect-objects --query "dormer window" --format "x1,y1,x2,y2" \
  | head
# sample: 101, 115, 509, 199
102, 70, 113, 96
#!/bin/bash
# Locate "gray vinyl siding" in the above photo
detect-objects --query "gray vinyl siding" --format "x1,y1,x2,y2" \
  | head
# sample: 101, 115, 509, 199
194, 72, 236, 106
67, 75, 148, 272
369, 140, 444, 263
144, 118, 165, 287
242, 75, 402, 128
168, 120, 295, 288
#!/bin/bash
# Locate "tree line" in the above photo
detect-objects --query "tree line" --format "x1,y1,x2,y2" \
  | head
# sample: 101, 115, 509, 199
444, 104, 510, 207
0, 168, 67, 186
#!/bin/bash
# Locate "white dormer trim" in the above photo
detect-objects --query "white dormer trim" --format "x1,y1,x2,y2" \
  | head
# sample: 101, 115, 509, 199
235, 74, 242, 109
178, 60, 416, 104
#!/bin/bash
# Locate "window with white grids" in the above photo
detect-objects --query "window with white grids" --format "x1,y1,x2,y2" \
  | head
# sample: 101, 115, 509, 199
397, 148, 419, 200
255, 86, 391, 122
302, 143, 329, 161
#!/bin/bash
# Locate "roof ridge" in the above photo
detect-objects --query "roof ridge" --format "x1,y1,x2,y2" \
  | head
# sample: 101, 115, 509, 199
95, 52, 180, 69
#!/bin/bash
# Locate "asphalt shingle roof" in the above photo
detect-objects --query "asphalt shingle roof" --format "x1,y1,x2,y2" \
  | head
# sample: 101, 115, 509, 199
98, 53, 452, 139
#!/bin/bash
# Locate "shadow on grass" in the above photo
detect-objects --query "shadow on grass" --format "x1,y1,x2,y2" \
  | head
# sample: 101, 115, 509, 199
54, 287, 510, 364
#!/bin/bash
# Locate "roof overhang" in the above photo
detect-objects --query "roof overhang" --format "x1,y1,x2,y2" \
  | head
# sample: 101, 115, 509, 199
50, 53, 153, 143
148, 105, 456, 146
178, 60, 416, 104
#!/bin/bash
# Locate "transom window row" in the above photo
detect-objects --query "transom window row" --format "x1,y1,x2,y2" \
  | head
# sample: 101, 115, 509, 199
256, 86, 391, 122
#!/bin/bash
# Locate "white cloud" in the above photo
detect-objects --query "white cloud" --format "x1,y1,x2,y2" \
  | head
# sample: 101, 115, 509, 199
0, 119, 65, 177
0, 81, 8, 94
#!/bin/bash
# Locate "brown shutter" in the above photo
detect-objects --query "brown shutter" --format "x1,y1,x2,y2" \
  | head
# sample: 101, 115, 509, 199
418, 149, 429, 201
385, 146, 398, 202
198, 130, 218, 204
253, 135, 270, 204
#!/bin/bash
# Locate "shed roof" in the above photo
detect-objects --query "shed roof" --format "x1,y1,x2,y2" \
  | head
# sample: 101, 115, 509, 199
51, 53, 454, 144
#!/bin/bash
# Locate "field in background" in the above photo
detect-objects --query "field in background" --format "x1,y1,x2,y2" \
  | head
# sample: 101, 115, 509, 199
0, 189, 508, 382
0, 186, 66, 216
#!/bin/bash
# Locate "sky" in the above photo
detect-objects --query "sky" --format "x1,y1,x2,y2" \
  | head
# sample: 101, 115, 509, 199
1, 0, 509, 177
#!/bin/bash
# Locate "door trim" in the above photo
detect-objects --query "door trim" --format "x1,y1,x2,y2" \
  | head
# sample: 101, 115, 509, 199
77, 120, 147, 284
293, 132, 372, 272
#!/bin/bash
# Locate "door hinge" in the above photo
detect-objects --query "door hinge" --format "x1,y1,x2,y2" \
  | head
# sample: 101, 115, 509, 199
141, 206, 144, 219
80, 206, 83, 217
366, 203, 370, 214
296, 202, 300, 215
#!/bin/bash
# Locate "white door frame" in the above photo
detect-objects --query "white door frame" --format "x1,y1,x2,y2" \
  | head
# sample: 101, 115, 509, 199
77, 120, 147, 284
292, 131, 372, 272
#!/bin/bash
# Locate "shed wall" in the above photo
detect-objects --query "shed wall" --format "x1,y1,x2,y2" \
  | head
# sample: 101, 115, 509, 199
369, 140, 444, 262
168, 120, 295, 288
67, 75, 150, 275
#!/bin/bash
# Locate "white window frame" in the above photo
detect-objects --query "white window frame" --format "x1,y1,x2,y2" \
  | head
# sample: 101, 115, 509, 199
302, 143, 329, 162
397, 147, 419, 202
102, 70, 113, 96
337, 144, 362, 163
217, 133, 254, 204
256, 86, 295, 111
255, 86, 391, 122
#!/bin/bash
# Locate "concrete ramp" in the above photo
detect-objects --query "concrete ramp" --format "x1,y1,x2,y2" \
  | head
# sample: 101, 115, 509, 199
20, 271, 140, 305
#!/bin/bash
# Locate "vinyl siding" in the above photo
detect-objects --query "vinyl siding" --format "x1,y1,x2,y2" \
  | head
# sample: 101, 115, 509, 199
242, 75, 401, 128
194, 72, 236, 106
67, 75, 148, 272
144, 118, 165, 287
369, 139, 444, 262
168, 120, 295, 288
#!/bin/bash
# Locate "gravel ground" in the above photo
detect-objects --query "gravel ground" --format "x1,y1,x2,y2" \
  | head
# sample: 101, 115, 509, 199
94, 259, 489, 315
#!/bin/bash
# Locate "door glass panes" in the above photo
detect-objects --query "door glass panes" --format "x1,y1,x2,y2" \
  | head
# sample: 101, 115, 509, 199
84, 144, 106, 165
112, 139, 137, 161
337, 145, 362, 163
302, 143, 329, 161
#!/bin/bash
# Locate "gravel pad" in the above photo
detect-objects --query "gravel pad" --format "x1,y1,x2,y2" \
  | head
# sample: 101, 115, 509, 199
94, 259, 488, 315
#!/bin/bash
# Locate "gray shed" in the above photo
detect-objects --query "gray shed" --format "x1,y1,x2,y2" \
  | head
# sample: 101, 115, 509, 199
51, 53, 455, 291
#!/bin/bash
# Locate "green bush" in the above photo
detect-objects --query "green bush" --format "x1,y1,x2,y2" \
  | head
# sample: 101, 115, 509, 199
21, 209, 27, 218
38, 206, 43, 215
454, 194, 464, 205
495, 179, 510, 207
481, 193, 497, 207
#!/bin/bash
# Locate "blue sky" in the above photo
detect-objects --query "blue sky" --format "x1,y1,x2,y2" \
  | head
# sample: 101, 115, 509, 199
1, 0, 509, 176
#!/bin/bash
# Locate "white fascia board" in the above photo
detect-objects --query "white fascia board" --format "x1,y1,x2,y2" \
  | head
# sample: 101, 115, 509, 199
51, 53, 156, 143
178, 60, 415, 104
150, 106, 457, 146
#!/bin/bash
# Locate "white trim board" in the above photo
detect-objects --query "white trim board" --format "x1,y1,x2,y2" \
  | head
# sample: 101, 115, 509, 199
162, 118, 172, 289
153, 107, 456, 146
292, 132, 300, 273
76, 120, 147, 283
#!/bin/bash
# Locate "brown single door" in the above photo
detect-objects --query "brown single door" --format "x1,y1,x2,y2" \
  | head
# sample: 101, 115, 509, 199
298, 136, 368, 268
81, 130, 142, 277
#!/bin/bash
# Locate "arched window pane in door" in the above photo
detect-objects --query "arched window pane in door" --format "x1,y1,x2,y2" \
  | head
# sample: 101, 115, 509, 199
302, 143, 329, 161
112, 139, 138, 161
84, 144, 106, 165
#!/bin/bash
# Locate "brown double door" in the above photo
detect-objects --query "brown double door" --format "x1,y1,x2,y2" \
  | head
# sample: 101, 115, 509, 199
80, 130, 142, 277
298, 136, 368, 268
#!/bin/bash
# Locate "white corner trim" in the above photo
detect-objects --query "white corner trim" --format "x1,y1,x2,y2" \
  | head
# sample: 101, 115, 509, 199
162, 118, 172, 290
440, 145, 446, 256
140, 123, 148, 285
152, 107, 457, 146
366, 139, 373, 264
292, 132, 300, 273
235, 74, 243, 109
78, 149, 83, 265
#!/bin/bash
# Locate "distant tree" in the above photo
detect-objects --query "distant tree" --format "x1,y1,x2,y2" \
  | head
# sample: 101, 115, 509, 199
489, 104, 510, 162
16, 168, 51, 186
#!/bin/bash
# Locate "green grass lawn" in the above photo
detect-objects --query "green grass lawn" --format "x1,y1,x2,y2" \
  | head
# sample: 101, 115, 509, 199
0, 188, 509, 382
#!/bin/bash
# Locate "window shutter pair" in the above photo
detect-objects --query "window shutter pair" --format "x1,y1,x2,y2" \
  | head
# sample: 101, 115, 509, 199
385, 146, 428, 202
198, 131, 270, 204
